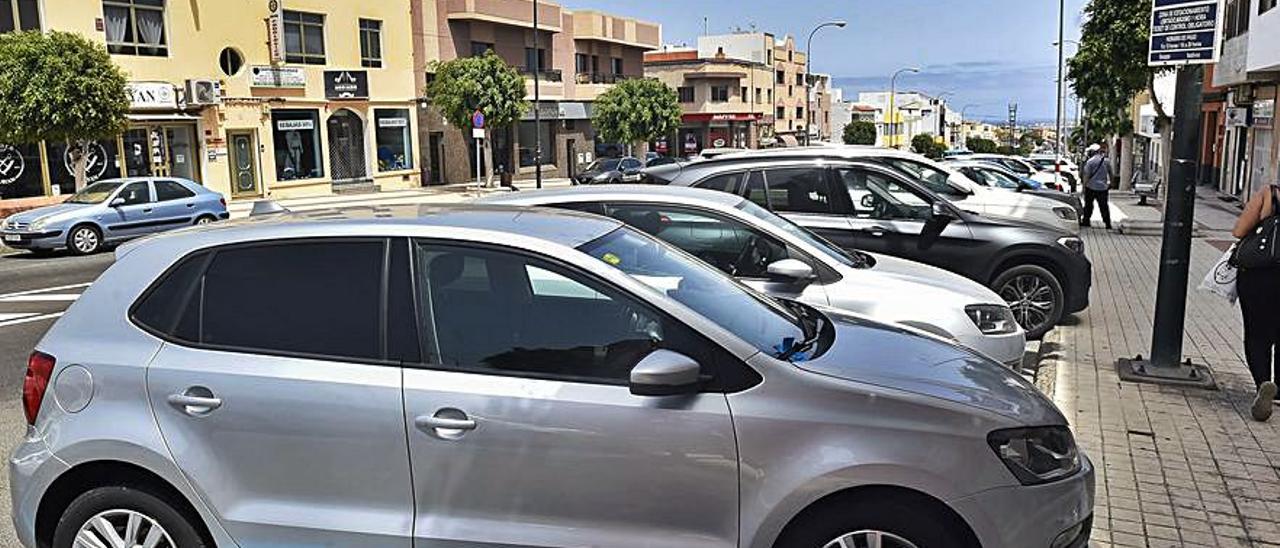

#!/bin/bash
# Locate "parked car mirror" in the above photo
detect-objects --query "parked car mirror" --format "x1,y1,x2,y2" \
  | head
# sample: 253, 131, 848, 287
109, 197, 126, 207
860, 194, 876, 209
930, 202, 956, 220
766, 258, 816, 282
630, 350, 702, 396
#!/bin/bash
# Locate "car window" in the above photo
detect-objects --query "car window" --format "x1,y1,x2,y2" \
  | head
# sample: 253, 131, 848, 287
734, 199, 866, 269
155, 180, 196, 201
590, 159, 621, 172
694, 171, 750, 194
603, 203, 791, 279
415, 244, 664, 383
999, 159, 1032, 175
193, 241, 385, 360
65, 181, 123, 204
744, 171, 768, 208
982, 168, 1023, 189
621, 159, 641, 170
837, 168, 932, 221
117, 182, 151, 206
762, 167, 836, 214
882, 159, 956, 196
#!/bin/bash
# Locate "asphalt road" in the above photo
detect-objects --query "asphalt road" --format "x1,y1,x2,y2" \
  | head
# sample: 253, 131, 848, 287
0, 249, 115, 546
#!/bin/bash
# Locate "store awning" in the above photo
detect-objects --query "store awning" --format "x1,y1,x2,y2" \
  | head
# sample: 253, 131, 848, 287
779, 134, 800, 147
128, 113, 201, 122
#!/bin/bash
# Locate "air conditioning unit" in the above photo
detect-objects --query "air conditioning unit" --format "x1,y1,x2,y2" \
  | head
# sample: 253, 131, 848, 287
185, 79, 223, 106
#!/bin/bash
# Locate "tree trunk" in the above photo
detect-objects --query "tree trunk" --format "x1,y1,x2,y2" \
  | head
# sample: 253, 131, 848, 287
482, 138, 495, 188
1120, 135, 1134, 191
71, 139, 90, 192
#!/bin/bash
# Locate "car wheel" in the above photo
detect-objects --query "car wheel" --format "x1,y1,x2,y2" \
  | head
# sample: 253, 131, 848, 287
52, 486, 207, 548
774, 494, 974, 548
194, 215, 216, 226
993, 264, 1064, 340
66, 225, 102, 255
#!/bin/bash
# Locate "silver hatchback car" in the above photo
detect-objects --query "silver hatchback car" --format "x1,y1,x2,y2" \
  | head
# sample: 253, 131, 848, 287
12, 205, 1093, 548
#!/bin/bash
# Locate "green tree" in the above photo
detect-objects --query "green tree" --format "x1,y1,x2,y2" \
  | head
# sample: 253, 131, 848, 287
966, 137, 998, 154
425, 51, 527, 184
996, 145, 1017, 156
592, 78, 681, 153
842, 120, 877, 145
0, 31, 129, 191
911, 133, 945, 159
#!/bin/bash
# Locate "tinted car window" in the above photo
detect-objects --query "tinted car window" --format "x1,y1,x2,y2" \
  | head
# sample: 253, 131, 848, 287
695, 171, 750, 194
838, 168, 931, 221
763, 168, 836, 214
621, 158, 642, 170
603, 204, 790, 279
199, 241, 385, 360
882, 159, 956, 196
155, 180, 196, 201
117, 182, 151, 205
744, 171, 768, 208
132, 252, 211, 337
416, 244, 662, 383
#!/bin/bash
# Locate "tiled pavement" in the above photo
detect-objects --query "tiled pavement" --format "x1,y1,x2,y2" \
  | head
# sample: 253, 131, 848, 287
1039, 192, 1280, 547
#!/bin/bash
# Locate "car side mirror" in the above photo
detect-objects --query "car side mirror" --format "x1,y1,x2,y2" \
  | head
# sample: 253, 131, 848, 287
930, 202, 956, 220
860, 194, 875, 208
630, 349, 702, 396
766, 258, 816, 282
1016, 179, 1034, 191
109, 197, 125, 207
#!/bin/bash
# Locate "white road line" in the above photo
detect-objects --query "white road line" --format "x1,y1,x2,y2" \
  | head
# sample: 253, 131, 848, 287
0, 282, 92, 300
0, 312, 37, 322
0, 294, 81, 302
0, 312, 63, 328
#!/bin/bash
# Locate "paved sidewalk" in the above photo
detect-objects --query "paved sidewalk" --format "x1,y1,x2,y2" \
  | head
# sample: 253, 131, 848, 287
1038, 193, 1280, 547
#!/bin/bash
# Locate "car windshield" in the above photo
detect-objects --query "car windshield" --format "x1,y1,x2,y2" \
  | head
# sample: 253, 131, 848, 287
978, 167, 1024, 189
64, 181, 123, 204
579, 227, 806, 357
1031, 159, 1056, 169
588, 159, 621, 172
734, 199, 870, 269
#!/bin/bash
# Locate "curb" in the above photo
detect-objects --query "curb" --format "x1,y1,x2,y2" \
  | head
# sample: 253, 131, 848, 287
1031, 330, 1061, 399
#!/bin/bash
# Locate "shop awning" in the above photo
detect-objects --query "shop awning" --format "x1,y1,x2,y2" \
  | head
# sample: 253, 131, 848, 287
127, 113, 201, 121
779, 134, 800, 147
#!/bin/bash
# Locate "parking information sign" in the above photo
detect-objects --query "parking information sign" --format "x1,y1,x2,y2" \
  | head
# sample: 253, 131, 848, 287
1149, 0, 1224, 66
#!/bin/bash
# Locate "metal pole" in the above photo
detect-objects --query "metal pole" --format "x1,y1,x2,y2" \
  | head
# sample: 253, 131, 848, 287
804, 21, 846, 147
889, 67, 918, 149
1055, 0, 1065, 182
533, 0, 542, 189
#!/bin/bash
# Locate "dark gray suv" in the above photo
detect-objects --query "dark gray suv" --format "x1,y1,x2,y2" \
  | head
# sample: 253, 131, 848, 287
649, 157, 1092, 339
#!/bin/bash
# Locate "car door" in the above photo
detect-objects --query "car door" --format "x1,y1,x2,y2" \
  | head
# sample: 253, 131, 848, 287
752, 166, 859, 251
151, 179, 199, 228
144, 239, 415, 547
102, 180, 156, 240
832, 166, 977, 270
598, 202, 830, 305
403, 242, 739, 548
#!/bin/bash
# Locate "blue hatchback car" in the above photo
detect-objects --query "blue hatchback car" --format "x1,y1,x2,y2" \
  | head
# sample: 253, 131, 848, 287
1, 177, 228, 255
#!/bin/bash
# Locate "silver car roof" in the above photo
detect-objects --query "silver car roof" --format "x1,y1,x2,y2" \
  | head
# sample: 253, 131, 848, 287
477, 185, 746, 209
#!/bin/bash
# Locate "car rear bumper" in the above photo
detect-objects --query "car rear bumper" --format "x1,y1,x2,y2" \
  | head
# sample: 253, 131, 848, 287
1, 230, 63, 250
9, 433, 69, 547
949, 455, 1094, 548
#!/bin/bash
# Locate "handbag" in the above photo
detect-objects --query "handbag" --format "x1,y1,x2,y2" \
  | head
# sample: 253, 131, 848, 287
1200, 244, 1238, 303
1234, 185, 1280, 270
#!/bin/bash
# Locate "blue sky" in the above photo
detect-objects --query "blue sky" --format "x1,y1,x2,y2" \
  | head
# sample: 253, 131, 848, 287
572, 0, 1091, 122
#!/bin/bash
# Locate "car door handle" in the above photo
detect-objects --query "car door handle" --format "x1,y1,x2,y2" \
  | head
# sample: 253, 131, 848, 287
415, 409, 477, 440
167, 391, 223, 415
142, 208, 153, 214
415, 416, 477, 431
186, 203, 195, 208
864, 225, 888, 237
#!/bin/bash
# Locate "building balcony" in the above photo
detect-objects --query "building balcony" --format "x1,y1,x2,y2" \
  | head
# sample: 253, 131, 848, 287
520, 68, 563, 82
571, 11, 660, 50
574, 72, 633, 84
444, 0, 564, 32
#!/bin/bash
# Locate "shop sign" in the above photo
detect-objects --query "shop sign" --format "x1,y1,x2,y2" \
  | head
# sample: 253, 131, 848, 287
1148, 0, 1223, 67
1255, 99, 1275, 129
378, 117, 409, 128
277, 119, 315, 131
61, 142, 111, 183
267, 0, 285, 63
0, 145, 25, 185
681, 113, 763, 123
251, 66, 306, 88
324, 70, 369, 100
1225, 106, 1249, 128
127, 82, 178, 111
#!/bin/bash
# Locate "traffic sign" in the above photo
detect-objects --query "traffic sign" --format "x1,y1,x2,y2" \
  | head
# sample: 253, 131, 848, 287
472, 110, 485, 129
472, 128, 486, 140
1148, 0, 1223, 67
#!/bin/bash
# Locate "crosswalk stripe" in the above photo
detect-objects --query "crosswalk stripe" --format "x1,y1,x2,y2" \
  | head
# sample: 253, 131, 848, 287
0, 312, 63, 328
0, 282, 92, 300
0, 294, 81, 302
0, 313, 37, 322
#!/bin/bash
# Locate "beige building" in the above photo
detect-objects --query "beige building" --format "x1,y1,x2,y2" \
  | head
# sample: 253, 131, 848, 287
807, 73, 833, 142
415, 0, 660, 184
644, 47, 774, 155
1, 0, 422, 202
772, 35, 807, 145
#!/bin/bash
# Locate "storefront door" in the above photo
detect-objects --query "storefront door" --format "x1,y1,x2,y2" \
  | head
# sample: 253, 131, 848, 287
122, 124, 202, 183
327, 109, 368, 183
228, 131, 261, 198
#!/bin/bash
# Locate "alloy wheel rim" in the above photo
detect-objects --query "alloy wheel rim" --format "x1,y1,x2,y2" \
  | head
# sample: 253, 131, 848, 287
998, 273, 1054, 331
823, 530, 920, 548
195, 217, 212, 225
74, 509, 174, 548
73, 228, 98, 253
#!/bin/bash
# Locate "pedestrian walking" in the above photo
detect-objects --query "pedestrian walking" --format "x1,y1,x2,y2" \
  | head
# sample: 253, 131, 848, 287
1080, 144, 1112, 229
1233, 182, 1280, 421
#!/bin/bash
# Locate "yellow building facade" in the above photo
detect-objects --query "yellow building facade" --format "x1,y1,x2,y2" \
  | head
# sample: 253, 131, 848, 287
3, 0, 422, 201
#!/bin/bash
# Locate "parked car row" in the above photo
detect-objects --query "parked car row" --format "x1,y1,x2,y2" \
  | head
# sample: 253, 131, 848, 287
15, 197, 1094, 548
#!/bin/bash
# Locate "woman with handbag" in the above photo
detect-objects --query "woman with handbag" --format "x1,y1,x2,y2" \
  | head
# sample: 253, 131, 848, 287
1233, 182, 1280, 421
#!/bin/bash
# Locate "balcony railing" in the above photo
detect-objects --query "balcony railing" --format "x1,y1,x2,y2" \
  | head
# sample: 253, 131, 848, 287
520, 68, 563, 82
575, 72, 633, 84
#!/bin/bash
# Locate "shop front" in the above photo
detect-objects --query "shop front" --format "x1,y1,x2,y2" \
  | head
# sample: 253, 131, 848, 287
677, 112, 763, 157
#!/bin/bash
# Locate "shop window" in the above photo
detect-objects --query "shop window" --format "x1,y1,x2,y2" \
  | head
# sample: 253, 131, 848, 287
0, 143, 45, 199
219, 47, 244, 77
375, 109, 414, 172
470, 41, 494, 57
283, 10, 326, 65
45, 140, 122, 195
102, 0, 167, 56
359, 19, 382, 68
677, 86, 694, 103
711, 86, 729, 103
271, 110, 324, 181
518, 121, 555, 168
0, 0, 40, 32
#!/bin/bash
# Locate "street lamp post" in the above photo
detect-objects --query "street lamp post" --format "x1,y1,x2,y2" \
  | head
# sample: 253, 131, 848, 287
888, 67, 920, 149
533, 1, 542, 189
1053, 39, 1080, 158
805, 20, 846, 146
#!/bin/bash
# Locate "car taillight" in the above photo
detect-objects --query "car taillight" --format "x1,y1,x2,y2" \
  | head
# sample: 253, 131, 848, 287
23, 351, 55, 425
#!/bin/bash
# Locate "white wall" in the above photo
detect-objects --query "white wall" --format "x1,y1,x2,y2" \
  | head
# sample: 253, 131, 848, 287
697, 33, 772, 65
1247, 4, 1280, 72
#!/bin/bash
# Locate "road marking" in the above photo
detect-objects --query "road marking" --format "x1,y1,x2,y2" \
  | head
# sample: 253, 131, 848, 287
0, 294, 81, 302
0, 282, 92, 300
0, 312, 37, 322
0, 312, 63, 328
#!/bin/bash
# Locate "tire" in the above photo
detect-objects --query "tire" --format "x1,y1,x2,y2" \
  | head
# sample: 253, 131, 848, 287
774, 495, 973, 548
52, 486, 206, 548
993, 263, 1065, 340
65, 224, 102, 255
193, 215, 216, 226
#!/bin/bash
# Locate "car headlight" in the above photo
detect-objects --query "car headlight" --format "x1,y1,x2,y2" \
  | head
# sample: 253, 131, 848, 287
964, 304, 1018, 335
1057, 236, 1084, 254
29, 218, 48, 231
988, 426, 1081, 485
1052, 206, 1076, 220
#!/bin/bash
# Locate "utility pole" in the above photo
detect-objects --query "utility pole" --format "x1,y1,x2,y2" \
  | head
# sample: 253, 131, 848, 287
1055, 0, 1065, 181
533, 0, 542, 189
805, 20, 847, 146
1007, 103, 1018, 149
